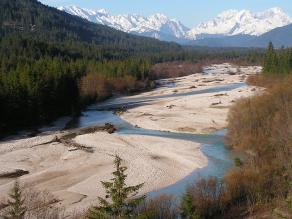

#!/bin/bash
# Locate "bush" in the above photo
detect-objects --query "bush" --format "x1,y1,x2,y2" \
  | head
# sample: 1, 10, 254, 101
225, 74, 292, 215
1, 182, 66, 219
181, 177, 227, 219
137, 194, 178, 219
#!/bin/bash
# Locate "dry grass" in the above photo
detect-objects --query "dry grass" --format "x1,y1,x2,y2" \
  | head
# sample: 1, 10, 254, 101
225, 74, 292, 216
136, 194, 179, 219
182, 75, 292, 219
0, 184, 87, 219
152, 61, 203, 79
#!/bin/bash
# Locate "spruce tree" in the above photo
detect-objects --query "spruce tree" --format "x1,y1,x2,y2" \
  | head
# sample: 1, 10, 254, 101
87, 155, 145, 219
4, 180, 26, 219
264, 42, 277, 74
180, 191, 200, 219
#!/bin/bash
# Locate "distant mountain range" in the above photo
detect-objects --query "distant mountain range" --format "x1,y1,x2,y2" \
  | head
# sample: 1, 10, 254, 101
58, 6, 190, 43
58, 6, 292, 47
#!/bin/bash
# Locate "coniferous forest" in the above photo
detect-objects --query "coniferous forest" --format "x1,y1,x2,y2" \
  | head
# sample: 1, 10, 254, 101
0, 0, 263, 133
0, 0, 178, 132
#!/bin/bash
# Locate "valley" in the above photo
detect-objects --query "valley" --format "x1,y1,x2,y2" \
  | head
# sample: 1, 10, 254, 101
1, 0, 291, 218
0, 63, 262, 215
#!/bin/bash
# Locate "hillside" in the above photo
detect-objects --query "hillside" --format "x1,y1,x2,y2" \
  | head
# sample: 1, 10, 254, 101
248, 24, 292, 48
0, 0, 183, 133
190, 23, 292, 48
0, 0, 180, 53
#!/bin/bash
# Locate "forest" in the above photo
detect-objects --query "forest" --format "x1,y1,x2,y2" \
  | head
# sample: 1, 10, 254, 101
0, 0, 264, 134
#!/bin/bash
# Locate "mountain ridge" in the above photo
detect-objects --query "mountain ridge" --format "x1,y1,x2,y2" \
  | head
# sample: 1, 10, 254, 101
188, 7, 291, 39
58, 5, 190, 42
59, 5, 292, 44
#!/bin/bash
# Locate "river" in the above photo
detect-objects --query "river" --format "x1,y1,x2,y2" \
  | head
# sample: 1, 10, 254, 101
65, 82, 244, 198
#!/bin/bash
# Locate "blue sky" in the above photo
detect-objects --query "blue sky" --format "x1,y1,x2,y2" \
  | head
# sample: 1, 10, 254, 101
39, 0, 292, 27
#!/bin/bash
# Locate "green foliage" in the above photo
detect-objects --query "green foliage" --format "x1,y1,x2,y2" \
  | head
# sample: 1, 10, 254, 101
87, 155, 145, 219
263, 42, 292, 74
180, 192, 200, 219
234, 157, 242, 167
4, 181, 26, 219
179, 178, 226, 219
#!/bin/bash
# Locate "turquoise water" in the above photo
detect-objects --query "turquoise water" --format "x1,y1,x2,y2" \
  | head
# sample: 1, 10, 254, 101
68, 111, 238, 198
67, 82, 243, 197
89, 82, 245, 111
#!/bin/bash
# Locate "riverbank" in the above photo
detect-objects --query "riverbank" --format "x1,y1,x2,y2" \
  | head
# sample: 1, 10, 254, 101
0, 63, 262, 214
119, 63, 262, 134
0, 131, 206, 213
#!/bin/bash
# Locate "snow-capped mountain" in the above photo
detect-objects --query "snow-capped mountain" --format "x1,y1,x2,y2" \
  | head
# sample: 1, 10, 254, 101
58, 6, 292, 43
58, 6, 189, 42
188, 7, 292, 39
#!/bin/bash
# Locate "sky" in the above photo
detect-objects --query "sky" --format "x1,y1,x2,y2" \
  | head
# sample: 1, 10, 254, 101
39, 0, 292, 27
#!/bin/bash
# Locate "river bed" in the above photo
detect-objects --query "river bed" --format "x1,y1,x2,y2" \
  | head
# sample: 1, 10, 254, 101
0, 63, 262, 212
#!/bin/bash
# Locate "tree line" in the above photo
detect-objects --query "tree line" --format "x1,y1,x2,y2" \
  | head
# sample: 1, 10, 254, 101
0, 34, 263, 134
264, 42, 292, 74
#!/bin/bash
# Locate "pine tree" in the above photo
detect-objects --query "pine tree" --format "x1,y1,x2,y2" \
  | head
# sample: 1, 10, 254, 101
87, 155, 145, 219
264, 42, 277, 74
4, 180, 26, 219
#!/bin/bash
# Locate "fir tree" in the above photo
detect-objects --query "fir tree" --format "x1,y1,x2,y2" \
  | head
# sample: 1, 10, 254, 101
264, 42, 277, 73
180, 191, 200, 219
4, 180, 26, 219
87, 155, 145, 219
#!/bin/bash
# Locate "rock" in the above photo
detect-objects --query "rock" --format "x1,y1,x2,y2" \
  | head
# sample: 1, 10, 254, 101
104, 123, 116, 134
166, 104, 175, 109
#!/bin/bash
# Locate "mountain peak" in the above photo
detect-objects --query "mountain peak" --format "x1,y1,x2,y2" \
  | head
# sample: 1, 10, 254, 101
58, 6, 292, 43
97, 8, 108, 15
59, 6, 189, 41
266, 7, 284, 14
188, 7, 292, 39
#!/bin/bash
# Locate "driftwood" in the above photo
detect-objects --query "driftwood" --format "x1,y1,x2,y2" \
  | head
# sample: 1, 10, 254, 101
57, 123, 116, 153
166, 104, 175, 109
202, 79, 224, 83
214, 93, 228, 97
211, 101, 222, 106
114, 106, 127, 115
0, 169, 29, 178
32, 123, 117, 153
59, 139, 94, 153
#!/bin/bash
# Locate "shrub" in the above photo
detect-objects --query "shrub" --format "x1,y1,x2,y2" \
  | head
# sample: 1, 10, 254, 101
137, 194, 178, 219
180, 177, 227, 219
